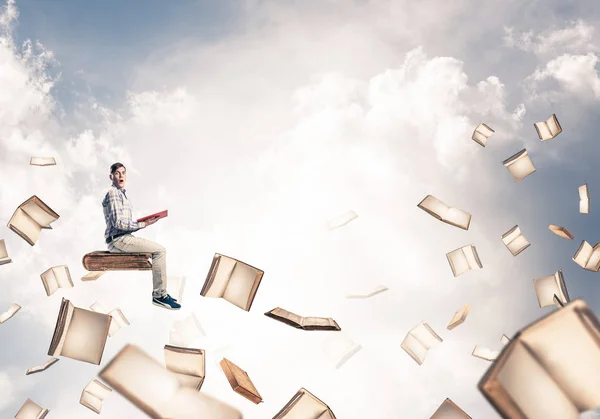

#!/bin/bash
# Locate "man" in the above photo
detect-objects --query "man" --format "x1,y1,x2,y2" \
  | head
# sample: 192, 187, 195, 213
102, 162, 181, 310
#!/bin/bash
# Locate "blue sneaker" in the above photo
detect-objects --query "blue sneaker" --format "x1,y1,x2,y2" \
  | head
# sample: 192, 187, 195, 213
152, 294, 181, 310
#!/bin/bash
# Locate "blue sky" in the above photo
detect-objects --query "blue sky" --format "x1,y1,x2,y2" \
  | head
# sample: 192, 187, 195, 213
1, 0, 600, 418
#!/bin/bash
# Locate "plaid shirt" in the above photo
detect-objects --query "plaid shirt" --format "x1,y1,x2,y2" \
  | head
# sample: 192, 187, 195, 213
103, 184, 144, 240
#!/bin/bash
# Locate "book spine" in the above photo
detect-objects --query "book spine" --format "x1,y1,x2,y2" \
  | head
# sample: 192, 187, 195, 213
201, 255, 221, 296
48, 299, 69, 356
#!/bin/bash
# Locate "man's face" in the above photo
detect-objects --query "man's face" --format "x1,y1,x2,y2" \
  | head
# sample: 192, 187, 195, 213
111, 167, 126, 188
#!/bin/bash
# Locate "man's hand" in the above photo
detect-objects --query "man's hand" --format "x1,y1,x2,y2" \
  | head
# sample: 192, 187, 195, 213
144, 216, 161, 227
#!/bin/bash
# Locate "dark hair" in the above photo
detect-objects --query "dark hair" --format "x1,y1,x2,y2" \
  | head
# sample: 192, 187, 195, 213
110, 162, 126, 175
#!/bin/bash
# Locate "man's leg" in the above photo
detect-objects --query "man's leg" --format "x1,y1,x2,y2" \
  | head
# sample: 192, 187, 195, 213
108, 235, 167, 299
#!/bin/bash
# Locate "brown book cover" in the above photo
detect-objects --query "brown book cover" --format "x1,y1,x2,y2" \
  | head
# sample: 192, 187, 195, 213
264, 307, 341, 331
220, 358, 263, 404
82, 251, 152, 271
201, 253, 264, 311
479, 299, 600, 419
273, 387, 336, 419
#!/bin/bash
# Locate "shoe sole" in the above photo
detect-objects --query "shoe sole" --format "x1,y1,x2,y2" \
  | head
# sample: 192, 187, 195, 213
152, 300, 181, 310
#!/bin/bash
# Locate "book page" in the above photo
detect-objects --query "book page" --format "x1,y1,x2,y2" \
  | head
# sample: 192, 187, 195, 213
0, 239, 8, 260
496, 340, 579, 419
472, 345, 499, 361
0, 303, 21, 324
573, 241, 593, 268
322, 332, 362, 368
547, 114, 561, 137
447, 248, 470, 277
448, 304, 470, 330
15, 398, 49, 419
9, 208, 41, 245
270, 308, 303, 326
21, 198, 58, 227
401, 333, 428, 365
504, 150, 536, 182
61, 308, 110, 364
444, 207, 471, 230
549, 225, 573, 240
164, 346, 205, 386
54, 266, 73, 289
107, 308, 130, 337
586, 248, 600, 271
81, 379, 112, 413
302, 317, 337, 328
535, 122, 553, 140
463, 245, 482, 270
204, 256, 237, 298
30, 157, 56, 166
472, 130, 488, 146
417, 195, 449, 221
506, 234, 531, 256
534, 272, 568, 308
431, 398, 472, 418
26, 358, 59, 375
274, 389, 329, 419
222, 261, 259, 310
41, 267, 58, 296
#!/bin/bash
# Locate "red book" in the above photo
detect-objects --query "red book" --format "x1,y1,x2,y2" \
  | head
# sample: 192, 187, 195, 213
137, 210, 168, 223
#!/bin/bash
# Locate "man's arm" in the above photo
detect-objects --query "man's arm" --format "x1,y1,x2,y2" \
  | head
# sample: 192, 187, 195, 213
106, 189, 145, 231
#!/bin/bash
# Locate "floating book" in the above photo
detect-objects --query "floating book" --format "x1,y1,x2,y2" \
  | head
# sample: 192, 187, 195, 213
446, 244, 482, 277
472, 123, 495, 147
273, 387, 336, 419
48, 298, 111, 365
80, 379, 113, 414
572, 240, 600, 272
502, 149, 536, 182
548, 225, 573, 240
7, 195, 59, 246
82, 251, 152, 271
534, 270, 570, 308
417, 195, 471, 230
345, 284, 389, 299
220, 358, 263, 404
40, 265, 73, 296
501, 225, 531, 256
0, 239, 11, 265
430, 398, 472, 418
265, 307, 341, 330
472, 345, 500, 362
89, 302, 130, 337
26, 358, 59, 375
30, 157, 56, 166
327, 210, 358, 230
99, 344, 242, 419
401, 322, 443, 365
169, 313, 206, 347
447, 304, 471, 330
201, 253, 264, 311
168, 276, 186, 303
479, 299, 600, 419
81, 271, 105, 281
534, 113, 562, 141
15, 398, 49, 419
164, 345, 206, 391
0, 303, 21, 324
579, 184, 589, 214
322, 332, 362, 369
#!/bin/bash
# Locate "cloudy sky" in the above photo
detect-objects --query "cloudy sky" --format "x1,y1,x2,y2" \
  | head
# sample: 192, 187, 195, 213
1, 0, 600, 417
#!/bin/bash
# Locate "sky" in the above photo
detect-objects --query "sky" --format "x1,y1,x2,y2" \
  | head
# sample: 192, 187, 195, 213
1, 0, 600, 417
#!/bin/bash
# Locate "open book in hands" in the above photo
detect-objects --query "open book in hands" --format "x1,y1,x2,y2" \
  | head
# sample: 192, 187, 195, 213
137, 210, 168, 223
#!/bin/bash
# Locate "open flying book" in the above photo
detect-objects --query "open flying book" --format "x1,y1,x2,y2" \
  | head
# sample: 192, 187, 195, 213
502, 149, 536, 182
579, 184, 590, 214
164, 345, 206, 391
572, 240, 600, 272
534, 270, 570, 308
264, 307, 341, 330
7, 195, 59, 246
220, 358, 263, 404
479, 299, 600, 419
99, 344, 242, 419
137, 210, 168, 223
30, 157, 56, 166
26, 358, 59, 375
327, 210, 358, 230
201, 253, 264, 311
401, 322, 443, 365
0, 239, 11, 265
472, 123, 495, 147
48, 298, 111, 365
40, 265, 73, 296
89, 302, 130, 337
322, 332, 362, 369
273, 387, 337, 419
447, 304, 471, 330
430, 398, 472, 418
446, 244, 482, 277
548, 225, 574, 240
0, 303, 21, 324
81, 271, 105, 281
344, 284, 388, 299
472, 345, 500, 362
80, 379, 113, 414
501, 225, 531, 256
534, 113, 562, 141
169, 314, 206, 348
15, 398, 49, 419
417, 195, 472, 230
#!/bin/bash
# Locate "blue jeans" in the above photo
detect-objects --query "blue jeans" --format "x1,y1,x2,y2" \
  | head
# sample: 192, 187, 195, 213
108, 234, 167, 298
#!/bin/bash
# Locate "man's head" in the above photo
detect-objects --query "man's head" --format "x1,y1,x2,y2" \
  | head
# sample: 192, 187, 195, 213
109, 162, 126, 189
